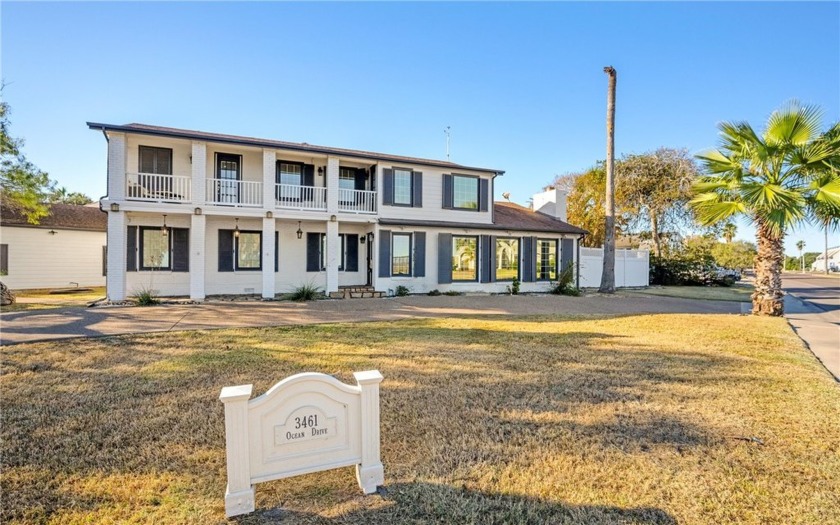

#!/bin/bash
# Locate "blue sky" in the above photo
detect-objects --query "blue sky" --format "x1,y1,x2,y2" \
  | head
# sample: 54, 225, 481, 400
3, 1, 838, 256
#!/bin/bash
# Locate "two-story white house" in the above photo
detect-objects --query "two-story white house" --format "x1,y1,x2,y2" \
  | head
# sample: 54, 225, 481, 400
88, 122, 586, 301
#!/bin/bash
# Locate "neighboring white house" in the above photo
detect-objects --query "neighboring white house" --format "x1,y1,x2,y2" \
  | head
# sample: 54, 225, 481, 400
811, 246, 840, 272
0, 203, 107, 290
88, 122, 589, 300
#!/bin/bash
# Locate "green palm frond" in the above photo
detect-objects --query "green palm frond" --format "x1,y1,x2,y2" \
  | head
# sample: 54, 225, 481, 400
689, 192, 745, 225
696, 150, 744, 177
764, 100, 823, 147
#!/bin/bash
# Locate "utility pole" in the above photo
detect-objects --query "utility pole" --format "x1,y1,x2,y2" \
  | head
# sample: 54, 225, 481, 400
599, 66, 617, 294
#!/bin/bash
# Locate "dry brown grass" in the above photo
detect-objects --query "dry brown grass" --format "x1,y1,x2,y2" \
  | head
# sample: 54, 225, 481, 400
623, 285, 754, 302
0, 287, 106, 312
2, 313, 838, 524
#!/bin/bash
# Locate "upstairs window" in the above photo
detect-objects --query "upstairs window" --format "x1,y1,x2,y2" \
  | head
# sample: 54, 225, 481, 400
278, 162, 302, 186
339, 168, 356, 191
393, 169, 412, 205
138, 146, 172, 175
453, 175, 479, 209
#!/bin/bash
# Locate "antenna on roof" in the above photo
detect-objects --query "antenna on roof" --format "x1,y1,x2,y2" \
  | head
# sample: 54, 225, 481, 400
444, 126, 451, 160
502, 192, 511, 202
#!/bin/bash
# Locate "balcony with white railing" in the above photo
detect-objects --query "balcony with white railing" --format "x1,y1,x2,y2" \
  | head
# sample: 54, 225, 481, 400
338, 189, 377, 214
206, 179, 263, 207
126, 173, 191, 203
275, 184, 327, 211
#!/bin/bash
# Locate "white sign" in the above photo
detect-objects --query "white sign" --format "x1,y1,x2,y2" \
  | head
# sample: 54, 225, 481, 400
219, 370, 384, 517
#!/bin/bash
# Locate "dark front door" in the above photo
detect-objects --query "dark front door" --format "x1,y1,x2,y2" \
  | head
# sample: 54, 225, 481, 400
216, 153, 241, 204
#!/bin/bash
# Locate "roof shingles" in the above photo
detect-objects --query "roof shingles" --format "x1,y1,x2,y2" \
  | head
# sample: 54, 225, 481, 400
0, 203, 106, 232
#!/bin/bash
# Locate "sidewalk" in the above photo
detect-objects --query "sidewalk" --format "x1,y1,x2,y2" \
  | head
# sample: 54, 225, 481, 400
784, 294, 840, 382
0, 293, 740, 346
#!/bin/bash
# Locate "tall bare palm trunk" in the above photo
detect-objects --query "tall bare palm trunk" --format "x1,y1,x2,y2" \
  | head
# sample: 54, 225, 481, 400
753, 220, 785, 316
599, 66, 617, 293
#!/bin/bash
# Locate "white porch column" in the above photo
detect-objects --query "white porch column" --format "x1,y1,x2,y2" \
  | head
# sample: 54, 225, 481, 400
107, 132, 126, 201
326, 219, 340, 293
191, 141, 207, 207
326, 156, 339, 214
190, 214, 206, 300
262, 217, 276, 299
262, 149, 276, 211
106, 210, 127, 301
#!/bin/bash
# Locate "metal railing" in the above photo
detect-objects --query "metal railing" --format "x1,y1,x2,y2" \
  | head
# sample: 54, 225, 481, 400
206, 179, 263, 207
338, 189, 377, 214
275, 184, 327, 211
126, 173, 191, 202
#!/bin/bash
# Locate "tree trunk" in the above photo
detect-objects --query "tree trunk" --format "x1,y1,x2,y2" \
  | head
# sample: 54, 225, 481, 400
651, 214, 661, 257
599, 66, 617, 294
825, 223, 830, 275
752, 220, 785, 316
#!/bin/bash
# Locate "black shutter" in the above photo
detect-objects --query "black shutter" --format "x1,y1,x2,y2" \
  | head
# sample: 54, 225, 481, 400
382, 169, 394, 206
306, 232, 320, 272
438, 233, 452, 284
126, 226, 137, 271
412, 171, 423, 207
413, 232, 426, 277
172, 228, 189, 272
275, 231, 279, 272
479, 235, 492, 283
521, 237, 534, 282
102, 245, 107, 276
303, 164, 315, 187
345, 234, 359, 272
354, 169, 366, 190
489, 236, 497, 282
442, 175, 453, 209
378, 230, 391, 278
218, 230, 234, 272
479, 178, 489, 212
561, 238, 574, 275
1, 244, 9, 275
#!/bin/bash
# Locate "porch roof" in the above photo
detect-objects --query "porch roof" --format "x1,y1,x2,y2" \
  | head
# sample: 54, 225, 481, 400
379, 201, 588, 235
87, 122, 505, 175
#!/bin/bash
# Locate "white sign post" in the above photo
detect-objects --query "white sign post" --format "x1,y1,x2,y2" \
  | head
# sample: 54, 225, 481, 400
219, 370, 384, 518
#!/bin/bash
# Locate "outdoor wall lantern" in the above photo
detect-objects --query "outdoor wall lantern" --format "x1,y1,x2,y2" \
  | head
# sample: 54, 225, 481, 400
234, 218, 240, 237
330, 215, 337, 222
359, 236, 366, 244
161, 215, 168, 237
110, 203, 119, 212
317, 166, 325, 177
266, 211, 273, 219
296, 221, 303, 240
194, 207, 202, 216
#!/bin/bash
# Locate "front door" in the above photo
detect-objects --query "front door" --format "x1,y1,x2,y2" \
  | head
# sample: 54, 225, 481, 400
216, 153, 241, 204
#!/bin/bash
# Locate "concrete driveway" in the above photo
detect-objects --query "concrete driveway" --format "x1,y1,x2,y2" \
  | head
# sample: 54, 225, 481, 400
783, 274, 840, 381
0, 293, 741, 346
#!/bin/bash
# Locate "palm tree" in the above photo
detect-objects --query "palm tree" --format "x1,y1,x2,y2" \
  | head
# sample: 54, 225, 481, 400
691, 101, 840, 316
599, 66, 617, 294
722, 222, 737, 243
795, 240, 806, 272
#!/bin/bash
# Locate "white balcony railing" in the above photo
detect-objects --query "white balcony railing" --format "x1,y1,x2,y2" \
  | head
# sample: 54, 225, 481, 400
206, 179, 263, 207
126, 173, 191, 203
275, 184, 327, 211
338, 189, 377, 214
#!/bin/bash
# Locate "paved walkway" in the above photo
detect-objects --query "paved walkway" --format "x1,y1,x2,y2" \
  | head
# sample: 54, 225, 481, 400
782, 283, 840, 382
0, 294, 740, 346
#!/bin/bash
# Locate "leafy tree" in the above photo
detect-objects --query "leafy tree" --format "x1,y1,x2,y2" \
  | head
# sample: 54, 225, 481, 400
691, 101, 840, 316
618, 148, 700, 256
1, 101, 54, 223
48, 186, 93, 205
712, 241, 756, 271
559, 165, 628, 248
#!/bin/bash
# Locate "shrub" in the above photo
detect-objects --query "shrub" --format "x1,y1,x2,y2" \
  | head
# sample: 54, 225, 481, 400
650, 254, 734, 286
507, 277, 521, 295
444, 291, 462, 296
133, 287, 160, 306
395, 285, 410, 297
550, 264, 581, 296
289, 283, 322, 301
427, 289, 442, 296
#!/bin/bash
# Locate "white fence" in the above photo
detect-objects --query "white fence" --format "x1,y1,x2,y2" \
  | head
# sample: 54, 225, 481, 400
579, 248, 650, 288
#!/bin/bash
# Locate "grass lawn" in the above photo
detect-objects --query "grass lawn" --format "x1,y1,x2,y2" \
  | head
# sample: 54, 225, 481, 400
0, 287, 106, 312
2, 314, 838, 524
624, 284, 754, 302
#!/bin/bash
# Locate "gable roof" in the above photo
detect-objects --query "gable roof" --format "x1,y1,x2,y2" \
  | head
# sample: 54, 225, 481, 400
0, 203, 107, 232
379, 201, 588, 235
87, 122, 505, 175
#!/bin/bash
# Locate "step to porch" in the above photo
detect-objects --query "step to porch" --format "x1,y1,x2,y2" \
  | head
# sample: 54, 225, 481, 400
329, 286, 386, 299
